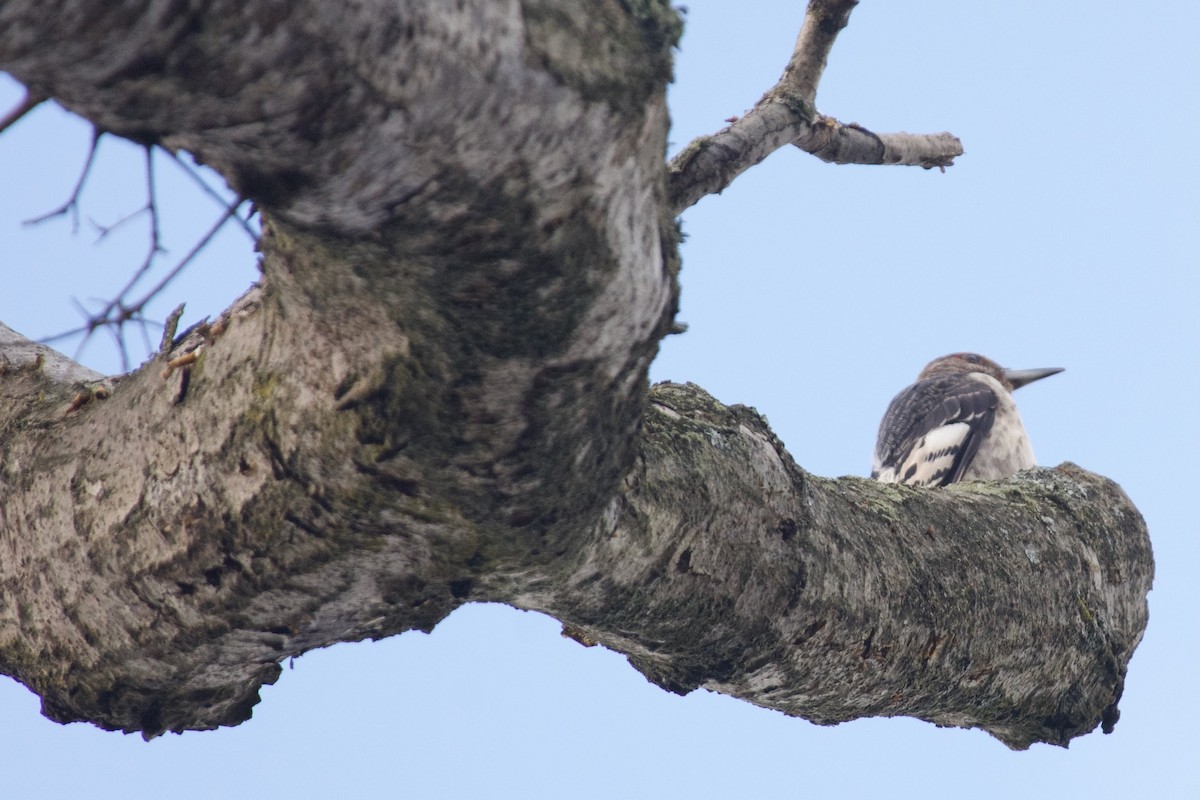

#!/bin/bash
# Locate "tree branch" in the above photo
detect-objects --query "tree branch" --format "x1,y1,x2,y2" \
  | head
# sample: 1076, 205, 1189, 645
0, 0, 1146, 751
668, 0, 962, 214
0, 87, 44, 134
516, 383, 1151, 750
23, 127, 102, 232
0, 321, 104, 384
31, 142, 254, 370
0, 324, 1151, 748
784, 0, 858, 104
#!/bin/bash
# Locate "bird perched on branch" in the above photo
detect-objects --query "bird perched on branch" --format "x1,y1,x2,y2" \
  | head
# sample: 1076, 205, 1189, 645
872, 352, 1062, 487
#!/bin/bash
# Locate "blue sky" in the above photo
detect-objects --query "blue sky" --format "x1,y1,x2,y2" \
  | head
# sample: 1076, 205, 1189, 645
1, 2, 1197, 797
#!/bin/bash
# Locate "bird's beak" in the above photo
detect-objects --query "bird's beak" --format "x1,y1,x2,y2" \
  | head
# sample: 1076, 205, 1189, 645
1004, 366, 1064, 390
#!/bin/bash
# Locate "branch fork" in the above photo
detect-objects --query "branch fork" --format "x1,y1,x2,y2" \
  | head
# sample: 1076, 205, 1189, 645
669, 0, 963, 214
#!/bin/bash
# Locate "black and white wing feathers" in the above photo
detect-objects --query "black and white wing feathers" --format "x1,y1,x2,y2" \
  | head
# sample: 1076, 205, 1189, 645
871, 374, 999, 487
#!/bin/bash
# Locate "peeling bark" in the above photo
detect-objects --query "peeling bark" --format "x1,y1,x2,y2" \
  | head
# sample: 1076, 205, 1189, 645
0, 0, 1151, 747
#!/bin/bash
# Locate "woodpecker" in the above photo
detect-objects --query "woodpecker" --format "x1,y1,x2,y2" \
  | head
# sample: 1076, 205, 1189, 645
872, 352, 1062, 487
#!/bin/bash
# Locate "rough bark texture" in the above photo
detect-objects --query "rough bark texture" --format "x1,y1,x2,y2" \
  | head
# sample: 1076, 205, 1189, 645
0, 0, 1151, 748
539, 385, 1150, 749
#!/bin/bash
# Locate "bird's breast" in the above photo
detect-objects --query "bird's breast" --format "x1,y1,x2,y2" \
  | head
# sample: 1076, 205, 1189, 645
958, 391, 1035, 481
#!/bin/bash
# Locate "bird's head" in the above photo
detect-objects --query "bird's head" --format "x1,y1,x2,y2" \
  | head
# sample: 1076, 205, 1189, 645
917, 352, 1064, 392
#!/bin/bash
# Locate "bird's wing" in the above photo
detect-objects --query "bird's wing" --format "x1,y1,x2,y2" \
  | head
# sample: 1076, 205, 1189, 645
871, 374, 999, 487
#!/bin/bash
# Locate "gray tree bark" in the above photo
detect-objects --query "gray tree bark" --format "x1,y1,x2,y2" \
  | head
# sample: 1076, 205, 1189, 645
0, 0, 1151, 749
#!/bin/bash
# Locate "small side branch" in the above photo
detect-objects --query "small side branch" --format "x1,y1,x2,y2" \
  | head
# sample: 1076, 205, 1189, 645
668, 0, 962, 215
21, 132, 258, 370
40, 195, 246, 372
90, 145, 166, 268
797, 116, 962, 168
782, 0, 859, 103
0, 89, 46, 134
24, 127, 103, 232
122, 197, 245, 317
165, 150, 259, 240
668, 100, 819, 215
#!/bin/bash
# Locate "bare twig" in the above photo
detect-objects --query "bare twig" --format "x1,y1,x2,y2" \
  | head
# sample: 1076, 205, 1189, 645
24, 127, 103, 232
0, 89, 46, 134
91, 146, 164, 249
38, 142, 256, 340
125, 196, 244, 314
89, 145, 168, 305
90, 205, 149, 242
667, 0, 963, 215
29, 132, 255, 369
165, 150, 259, 239
40, 196, 244, 369
56, 296, 155, 372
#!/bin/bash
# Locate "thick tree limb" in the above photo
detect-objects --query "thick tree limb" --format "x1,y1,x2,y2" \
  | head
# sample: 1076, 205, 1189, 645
668, 0, 962, 214
525, 383, 1151, 750
0, 324, 1152, 748
0, 321, 103, 383
0, 0, 1148, 749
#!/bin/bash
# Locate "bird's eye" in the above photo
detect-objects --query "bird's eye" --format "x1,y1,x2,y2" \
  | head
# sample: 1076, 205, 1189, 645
962, 353, 981, 363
